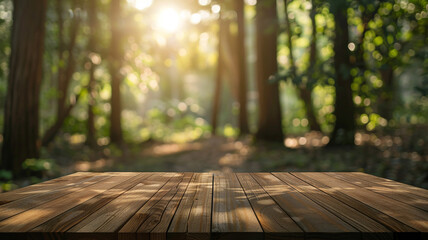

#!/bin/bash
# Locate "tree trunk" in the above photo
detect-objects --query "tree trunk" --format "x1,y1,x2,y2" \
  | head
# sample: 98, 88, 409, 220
299, 87, 321, 131
86, 0, 98, 148
109, 0, 124, 145
378, 66, 394, 120
42, 98, 80, 147
1, 0, 47, 176
283, 0, 295, 73
56, 0, 65, 118
222, 19, 239, 100
328, 1, 356, 146
42, 0, 81, 147
235, 0, 250, 135
305, 0, 321, 132
211, 11, 224, 135
255, 0, 284, 142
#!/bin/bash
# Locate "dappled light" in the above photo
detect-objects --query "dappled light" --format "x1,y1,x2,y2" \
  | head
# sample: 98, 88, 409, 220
0, 0, 427, 193
75, 158, 113, 172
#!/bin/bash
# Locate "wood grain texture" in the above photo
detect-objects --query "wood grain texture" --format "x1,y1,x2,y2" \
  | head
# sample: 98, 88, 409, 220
327, 172, 428, 212
167, 173, 204, 240
149, 173, 193, 240
0, 173, 109, 222
0, 173, 137, 232
0, 172, 94, 205
272, 172, 393, 240
212, 172, 263, 240
236, 173, 303, 240
186, 172, 213, 240
0, 172, 426, 240
292, 172, 420, 240
293, 172, 425, 238
69, 173, 175, 233
353, 172, 428, 200
118, 173, 192, 240
31, 173, 153, 233
252, 173, 359, 240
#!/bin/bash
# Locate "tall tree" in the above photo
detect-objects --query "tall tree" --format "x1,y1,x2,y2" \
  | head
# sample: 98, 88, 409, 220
328, 0, 356, 146
109, 0, 124, 145
235, 0, 250, 135
86, 0, 98, 148
211, 8, 225, 135
1, 0, 47, 175
303, 0, 321, 131
255, 0, 284, 142
42, 0, 82, 146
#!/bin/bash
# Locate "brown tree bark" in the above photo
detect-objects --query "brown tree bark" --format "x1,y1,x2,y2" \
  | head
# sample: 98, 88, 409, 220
109, 0, 124, 145
235, 0, 250, 135
304, 0, 321, 132
299, 87, 321, 131
284, 0, 295, 74
255, 0, 284, 142
378, 66, 394, 120
221, 19, 239, 100
1, 0, 47, 176
86, 0, 98, 148
328, 1, 356, 146
211, 10, 225, 135
42, 0, 82, 146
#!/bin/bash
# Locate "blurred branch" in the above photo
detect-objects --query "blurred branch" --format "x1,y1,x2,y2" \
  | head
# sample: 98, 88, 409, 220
42, 0, 83, 147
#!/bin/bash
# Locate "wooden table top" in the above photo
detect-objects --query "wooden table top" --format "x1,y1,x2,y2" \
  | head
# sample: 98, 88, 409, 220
0, 172, 427, 240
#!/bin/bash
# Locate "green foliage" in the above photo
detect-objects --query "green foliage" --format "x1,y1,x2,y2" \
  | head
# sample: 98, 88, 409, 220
0, 169, 12, 181
22, 158, 58, 178
141, 107, 211, 143
0, 1, 12, 130
0, 169, 17, 193
0, 0, 427, 188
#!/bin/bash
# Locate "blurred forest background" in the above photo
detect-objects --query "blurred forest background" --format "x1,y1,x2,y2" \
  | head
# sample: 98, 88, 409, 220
0, 0, 427, 191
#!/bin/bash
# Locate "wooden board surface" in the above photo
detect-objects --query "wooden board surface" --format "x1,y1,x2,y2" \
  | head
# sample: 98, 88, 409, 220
0, 172, 427, 240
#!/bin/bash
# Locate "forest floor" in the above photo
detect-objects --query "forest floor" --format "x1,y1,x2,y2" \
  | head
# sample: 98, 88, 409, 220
47, 125, 428, 189
2, 125, 427, 191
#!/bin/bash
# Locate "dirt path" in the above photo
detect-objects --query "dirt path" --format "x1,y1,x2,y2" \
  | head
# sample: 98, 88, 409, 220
138, 136, 260, 172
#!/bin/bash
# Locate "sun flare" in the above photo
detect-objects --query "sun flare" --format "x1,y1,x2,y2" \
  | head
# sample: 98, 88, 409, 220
155, 8, 182, 33
128, 0, 153, 10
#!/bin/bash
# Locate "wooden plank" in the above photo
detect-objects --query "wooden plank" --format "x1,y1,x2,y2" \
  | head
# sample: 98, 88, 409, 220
272, 172, 393, 240
294, 173, 428, 233
117, 173, 189, 240
167, 173, 203, 240
252, 173, 359, 240
149, 173, 193, 240
186, 172, 213, 240
0, 173, 109, 222
326, 172, 428, 212
0, 172, 95, 205
211, 173, 263, 240
30, 172, 153, 234
352, 172, 428, 200
119, 173, 184, 236
236, 173, 303, 240
0, 172, 138, 232
166, 173, 213, 240
68, 172, 175, 234
0, 171, 426, 240
292, 172, 420, 240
